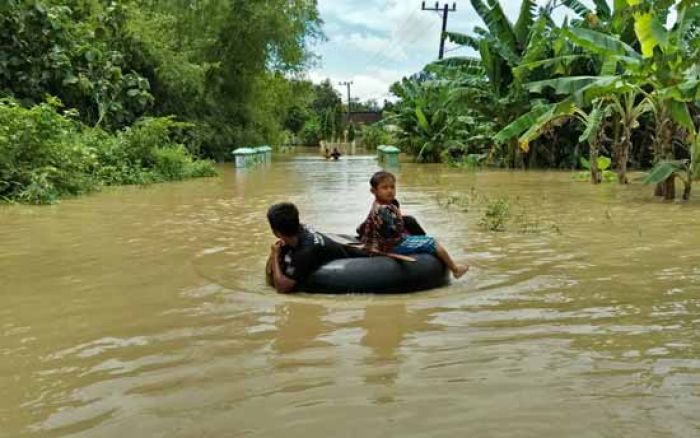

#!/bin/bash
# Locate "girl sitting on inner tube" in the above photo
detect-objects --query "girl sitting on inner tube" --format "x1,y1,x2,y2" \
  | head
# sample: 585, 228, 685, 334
358, 171, 469, 279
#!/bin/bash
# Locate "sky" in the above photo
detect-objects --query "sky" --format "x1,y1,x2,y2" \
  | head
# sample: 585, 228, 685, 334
306, 0, 604, 103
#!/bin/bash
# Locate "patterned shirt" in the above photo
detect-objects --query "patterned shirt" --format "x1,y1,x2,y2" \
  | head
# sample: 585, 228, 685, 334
359, 200, 407, 253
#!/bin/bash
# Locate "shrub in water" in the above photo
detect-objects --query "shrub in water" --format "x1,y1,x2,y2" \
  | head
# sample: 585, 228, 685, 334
479, 198, 510, 232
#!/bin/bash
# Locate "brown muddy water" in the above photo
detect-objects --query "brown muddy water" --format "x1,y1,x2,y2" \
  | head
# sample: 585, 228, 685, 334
1, 152, 699, 437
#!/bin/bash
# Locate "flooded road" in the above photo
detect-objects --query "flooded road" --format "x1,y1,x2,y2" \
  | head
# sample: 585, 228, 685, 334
2, 152, 699, 437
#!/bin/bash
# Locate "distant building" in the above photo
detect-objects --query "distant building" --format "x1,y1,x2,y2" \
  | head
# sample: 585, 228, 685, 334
342, 112, 382, 126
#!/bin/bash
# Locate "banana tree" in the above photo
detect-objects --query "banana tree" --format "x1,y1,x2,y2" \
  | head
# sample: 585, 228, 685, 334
630, 2, 700, 198
438, 0, 556, 167
643, 160, 693, 201
494, 97, 612, 183
384, 77, 467, 162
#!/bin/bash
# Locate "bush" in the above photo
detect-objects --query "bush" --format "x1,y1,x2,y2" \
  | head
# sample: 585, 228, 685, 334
360, 123, 393, 149
151, 145, 217, 180
0, 98, 218, 204
478, 198, 510, 232
0, 98, 96, 203
300, 117, 322, 146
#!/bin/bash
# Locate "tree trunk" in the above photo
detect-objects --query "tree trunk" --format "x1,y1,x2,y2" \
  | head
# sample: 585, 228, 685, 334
654, 182, 664, 197
616, 126, 631, 184
682, 178, 691, 201
653, 114, 675, 197
663, 175, 676, 201
590, 142, 601, 184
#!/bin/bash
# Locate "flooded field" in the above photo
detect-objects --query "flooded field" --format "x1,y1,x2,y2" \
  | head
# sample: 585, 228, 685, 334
2, 152, 699, 437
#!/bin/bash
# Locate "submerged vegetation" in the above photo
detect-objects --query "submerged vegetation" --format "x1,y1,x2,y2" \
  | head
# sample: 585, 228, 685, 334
383, 0, 700, 200
438, 190, 561, 234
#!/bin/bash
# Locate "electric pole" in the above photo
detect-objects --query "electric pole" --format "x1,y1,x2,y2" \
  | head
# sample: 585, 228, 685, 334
421, 2, 457, 60
338, 81, 353, 116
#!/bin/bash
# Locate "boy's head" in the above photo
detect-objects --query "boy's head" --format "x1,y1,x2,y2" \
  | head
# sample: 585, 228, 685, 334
267, 202, 301, 238
369, 171, 396, 203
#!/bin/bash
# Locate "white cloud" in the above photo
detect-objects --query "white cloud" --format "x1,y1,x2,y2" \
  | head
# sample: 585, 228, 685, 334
307, 68, 405, 102
334, 33, 408, 61
349, 68, 406, 101
311, 0, 613, 101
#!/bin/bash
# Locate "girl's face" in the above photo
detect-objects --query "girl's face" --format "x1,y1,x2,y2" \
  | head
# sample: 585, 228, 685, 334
371, 178, 396, 203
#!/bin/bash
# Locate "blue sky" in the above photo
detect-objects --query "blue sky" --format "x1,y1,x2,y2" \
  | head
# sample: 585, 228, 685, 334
306, 0, 603, 102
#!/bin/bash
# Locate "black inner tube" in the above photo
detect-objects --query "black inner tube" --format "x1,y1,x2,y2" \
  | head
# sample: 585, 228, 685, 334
302, 252, 449, 294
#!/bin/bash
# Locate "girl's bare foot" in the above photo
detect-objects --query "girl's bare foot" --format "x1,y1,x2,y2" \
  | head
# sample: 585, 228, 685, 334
452, 265, 469, 279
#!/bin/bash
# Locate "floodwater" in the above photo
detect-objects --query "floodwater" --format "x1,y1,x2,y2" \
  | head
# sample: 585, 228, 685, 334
1, 152, 699, 437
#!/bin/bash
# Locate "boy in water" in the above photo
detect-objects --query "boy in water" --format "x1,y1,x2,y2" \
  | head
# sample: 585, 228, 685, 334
359, 171, 469, 279
266, 202, 364, 293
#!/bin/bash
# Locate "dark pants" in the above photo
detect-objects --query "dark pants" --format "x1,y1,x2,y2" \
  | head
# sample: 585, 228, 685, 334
403, 215, 426, 236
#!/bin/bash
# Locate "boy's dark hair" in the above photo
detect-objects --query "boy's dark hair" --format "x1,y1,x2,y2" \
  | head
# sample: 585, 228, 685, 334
369, 171, 395, 188
267, 202, 301, 236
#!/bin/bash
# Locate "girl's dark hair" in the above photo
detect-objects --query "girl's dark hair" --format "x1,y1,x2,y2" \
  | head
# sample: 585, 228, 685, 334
267, 202, 301, 236
369, 171, 395, 188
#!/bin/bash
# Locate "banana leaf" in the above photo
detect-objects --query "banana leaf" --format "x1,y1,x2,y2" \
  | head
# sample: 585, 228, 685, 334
526, 76, 610, 95
564, 27, 641, 59
593, 0, 612, 19
444, 32, 481, 51
470, 0, 518, 52
426, 57, 485, 75
561, 0, 591, 17
514, 55, 588, 76
514, 0, 535, 46
521, 16, 550, 64
580, 156, 611, 170
493, 104, 553, 144
600, 57, 618, 75
518, 100, 577, 152
660, 80, 700, 102
415, 106, 430, 132
578, 104, 605, 144
642, 161, 685, 185
633, 12, 669, 58
668, 100, 695, 132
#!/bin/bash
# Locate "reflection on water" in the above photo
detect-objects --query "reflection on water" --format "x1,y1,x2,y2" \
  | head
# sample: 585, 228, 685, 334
1, 151, 700, 437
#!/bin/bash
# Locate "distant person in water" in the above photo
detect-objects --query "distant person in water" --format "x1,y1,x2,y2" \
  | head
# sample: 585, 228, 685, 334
324, 147, 331, 159
331, 147, 341, 160
358, 171, 469, 279
266, 202, 364, 293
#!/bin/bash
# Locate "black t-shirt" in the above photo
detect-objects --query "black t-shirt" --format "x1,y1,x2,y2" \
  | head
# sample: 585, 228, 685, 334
279, 227, 358, 282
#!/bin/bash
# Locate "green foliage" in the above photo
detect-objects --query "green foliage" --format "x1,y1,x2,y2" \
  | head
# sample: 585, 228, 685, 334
390, 0, 700, 197
642, 160, 689, 185
0, 0, 324, 160
0, 2, 153, 129
479, 198, 511, 232
439, 190, 561, 233
347, 123, 356, 142
360, 123, 393, 150
0, 98, 216, 204
575, 156, 617, 181
453, 154, 488, 169
385, 78, 473, 162
300, 117, 322, 146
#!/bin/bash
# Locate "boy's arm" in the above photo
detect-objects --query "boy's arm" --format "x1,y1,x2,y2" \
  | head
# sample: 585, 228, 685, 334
269, 243, 297, 294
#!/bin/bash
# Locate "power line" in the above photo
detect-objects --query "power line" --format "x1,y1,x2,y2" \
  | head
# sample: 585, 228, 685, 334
361, 9, 423, 70
371, 17, 441, 72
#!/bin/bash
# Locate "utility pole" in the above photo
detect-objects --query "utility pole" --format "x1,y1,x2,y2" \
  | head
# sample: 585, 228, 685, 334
421, 1, 457, 60
338, 81, 353, 116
